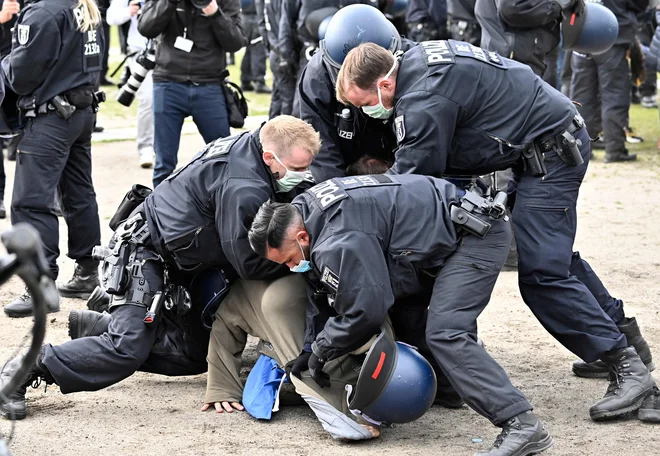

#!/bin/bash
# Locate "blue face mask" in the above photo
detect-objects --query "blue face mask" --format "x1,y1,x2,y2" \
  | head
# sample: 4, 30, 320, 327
290, 239, 311, 273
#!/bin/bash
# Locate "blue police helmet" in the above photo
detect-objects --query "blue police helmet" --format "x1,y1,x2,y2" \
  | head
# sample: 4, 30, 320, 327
317, 14, 333, 40
189, 267, 230, 330
319, 4, 400, 70
347, 330, 437, 425
240, 0, 253, 9
562, 2, 618, 55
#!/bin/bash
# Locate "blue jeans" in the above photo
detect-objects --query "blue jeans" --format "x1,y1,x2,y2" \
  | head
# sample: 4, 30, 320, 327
152, 81, 230, 187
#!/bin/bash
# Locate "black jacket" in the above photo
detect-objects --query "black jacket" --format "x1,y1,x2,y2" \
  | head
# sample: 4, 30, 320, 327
475, 0, 561, 76
389, 40, 576, 177
298, 38, 417, 183
1, 0, 104, 105
138, 0, 246, 83
255, 0, 282, 53
448, 0, 476, 21
144, 130, 289, 280
294, 174, 461, 362
601, 0, 649, 45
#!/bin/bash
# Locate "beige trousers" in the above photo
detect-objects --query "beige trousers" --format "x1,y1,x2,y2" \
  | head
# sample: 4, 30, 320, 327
205, 274, 377, 440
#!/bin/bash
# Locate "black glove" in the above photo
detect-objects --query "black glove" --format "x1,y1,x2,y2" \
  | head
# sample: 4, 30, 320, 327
571, 0, 585, 17
284, 350, 311, 379
308, 353, 331, 388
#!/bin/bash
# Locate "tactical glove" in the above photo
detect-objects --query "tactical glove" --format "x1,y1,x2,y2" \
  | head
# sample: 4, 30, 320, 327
308, 353, 331, 388
284, 350, 312, 379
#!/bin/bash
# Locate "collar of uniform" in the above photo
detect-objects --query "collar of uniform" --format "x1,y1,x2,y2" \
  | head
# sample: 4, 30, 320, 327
250, 126, 280, 193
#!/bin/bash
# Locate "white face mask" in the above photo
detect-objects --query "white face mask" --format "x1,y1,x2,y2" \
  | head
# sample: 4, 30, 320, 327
271, 153, 307, 193
361, 57, 397, 120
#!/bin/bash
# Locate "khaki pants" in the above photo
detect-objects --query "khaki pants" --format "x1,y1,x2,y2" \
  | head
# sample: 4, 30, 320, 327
206, 275, 375, 440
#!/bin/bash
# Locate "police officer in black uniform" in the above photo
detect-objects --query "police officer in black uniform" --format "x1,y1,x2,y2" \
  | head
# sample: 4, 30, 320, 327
447, 0, 480, 45
240, 0, 270, 93
406, 0, 448, 42
249, 174, 552, 456
297, 5, 415, 182
1, 0, 105, 318
336, 41, 656, 431
0, 115, 320, 421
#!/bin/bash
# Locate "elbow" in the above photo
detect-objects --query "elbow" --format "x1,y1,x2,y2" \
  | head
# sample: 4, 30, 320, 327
224, 35, 247, 53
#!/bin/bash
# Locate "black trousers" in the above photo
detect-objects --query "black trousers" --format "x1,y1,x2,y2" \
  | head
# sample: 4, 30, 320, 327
240, 15, 267, 84
10, 108, 101, 279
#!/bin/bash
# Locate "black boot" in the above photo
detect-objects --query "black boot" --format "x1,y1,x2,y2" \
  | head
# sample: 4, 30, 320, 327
638, 387, 660, 423
572, 317, 655, 378
475, 411, 553, 456
0, 201, 5, 219
0, 353, 54, 420
254, 81, 272, 94
4, 287, 60, 318
68, 309, 112, 339
86, 286, 111, 313
589, 346, 656, 421
604, 149, 637, 163
57, 262, 100, 300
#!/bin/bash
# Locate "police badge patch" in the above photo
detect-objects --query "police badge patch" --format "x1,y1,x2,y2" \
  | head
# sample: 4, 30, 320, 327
321, 266, 339, 292
395, 115, 405, 142
17, 25, 30, 45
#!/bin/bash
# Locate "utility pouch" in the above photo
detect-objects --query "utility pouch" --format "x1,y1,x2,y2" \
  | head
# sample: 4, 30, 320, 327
556, 130, 584, 167
109, 184, 153, 231
521, 143, 547, 177
450, 205, 491, 238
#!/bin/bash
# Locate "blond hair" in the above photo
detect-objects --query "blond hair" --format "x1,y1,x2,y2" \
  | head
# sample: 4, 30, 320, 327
259, 115, 321, 158
336, 43, 397, 105
75, 0, 101, 32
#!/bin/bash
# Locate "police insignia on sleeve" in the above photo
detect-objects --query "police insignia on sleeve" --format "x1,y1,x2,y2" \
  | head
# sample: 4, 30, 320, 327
395, 115, 405, 142
321, 266, 339, 292
17, 25, 30, 46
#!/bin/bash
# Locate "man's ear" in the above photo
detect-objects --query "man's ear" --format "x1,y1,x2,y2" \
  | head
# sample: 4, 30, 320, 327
263, 151, 274, 166
297, 230, 310, 245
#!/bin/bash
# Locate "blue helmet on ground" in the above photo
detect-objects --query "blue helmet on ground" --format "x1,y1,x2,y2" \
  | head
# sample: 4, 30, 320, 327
562, 2, 618, 55
319, 4, 400, 71
189, 267, 230, 330
346, 330, 437, 426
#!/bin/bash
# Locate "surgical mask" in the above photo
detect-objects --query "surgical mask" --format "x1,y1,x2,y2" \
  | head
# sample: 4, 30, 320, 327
272, 153, 307, 193
362, 57, 397, 120
290, 239, 311, 273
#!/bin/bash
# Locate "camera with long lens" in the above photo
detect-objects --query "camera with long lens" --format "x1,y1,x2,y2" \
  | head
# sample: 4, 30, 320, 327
116, 42, 156, 107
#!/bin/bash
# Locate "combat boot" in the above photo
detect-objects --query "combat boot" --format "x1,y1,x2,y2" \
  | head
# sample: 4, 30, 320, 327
475, 411, 553, 456
572, 317, 655, 378
0, 353, 54, 420
589, 346, 656, 421
68, 309, 112, 340
57, 262, 100, 299
638, 387, 660, 423
86, 286, 111, 313
4, 287, 60, 318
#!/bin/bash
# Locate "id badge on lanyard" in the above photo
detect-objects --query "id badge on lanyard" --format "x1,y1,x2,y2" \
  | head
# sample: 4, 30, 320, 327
174, 7, 194, 53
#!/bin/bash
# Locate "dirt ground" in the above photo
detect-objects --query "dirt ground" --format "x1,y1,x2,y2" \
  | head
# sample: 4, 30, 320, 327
0, 136, 659, 456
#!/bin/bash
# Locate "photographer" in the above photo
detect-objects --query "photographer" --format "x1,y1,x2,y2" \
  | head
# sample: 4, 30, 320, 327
107, 0, 155, 169
138, 0, 246, 187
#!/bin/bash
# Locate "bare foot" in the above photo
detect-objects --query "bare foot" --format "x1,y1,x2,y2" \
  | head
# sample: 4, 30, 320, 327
361, 424, 381, 439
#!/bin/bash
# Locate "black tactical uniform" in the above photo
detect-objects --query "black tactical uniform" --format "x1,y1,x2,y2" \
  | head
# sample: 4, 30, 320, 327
388, 41, 632, 364
475, 0, 562, 77
2, 0, 104, 315
240, 0, 268, 91
406, 0, 448, 42
570, 0, 649, 162
298, 38, 416, 183
447, 0, 480, 45
256, 0, 294, 116
29, 131, 290, 397
295, 174, 533, 426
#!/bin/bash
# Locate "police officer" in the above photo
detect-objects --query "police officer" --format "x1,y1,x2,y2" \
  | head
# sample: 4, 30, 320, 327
297, 5, 416, 183
256, 0, 293, 116
570, 0, 648, 163
447, 0, 480, 45
406, 0, 448, 42
0, 115, 321, 421
240, 0, 271, 93
336, 42, 656, 426
1, 0, 105, 318
249, 174, 553, 455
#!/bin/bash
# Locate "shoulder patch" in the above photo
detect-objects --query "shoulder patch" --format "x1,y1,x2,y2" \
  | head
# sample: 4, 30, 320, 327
448, 40, 506, 68
321, 266, 339, 292
394, 115, 405, 143
17, 25, 30, 46
421, 40, 454, 66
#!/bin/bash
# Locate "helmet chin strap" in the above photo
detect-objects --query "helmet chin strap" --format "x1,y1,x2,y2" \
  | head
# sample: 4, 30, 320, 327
344, 384, 386, 427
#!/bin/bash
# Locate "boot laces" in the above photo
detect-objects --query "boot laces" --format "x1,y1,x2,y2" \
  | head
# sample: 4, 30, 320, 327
606, 355, 631, 396
493, 418, 521, 448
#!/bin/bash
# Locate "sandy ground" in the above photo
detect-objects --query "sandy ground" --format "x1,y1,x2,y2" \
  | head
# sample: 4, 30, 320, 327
0, 136, 659, 456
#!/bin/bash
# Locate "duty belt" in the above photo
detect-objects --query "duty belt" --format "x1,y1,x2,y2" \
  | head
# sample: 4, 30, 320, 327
522, 114, 585, 177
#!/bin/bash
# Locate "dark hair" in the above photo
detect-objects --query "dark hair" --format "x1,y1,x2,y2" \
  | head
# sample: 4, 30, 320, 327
346, 156, 392, 176
248, 201, 301, 257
